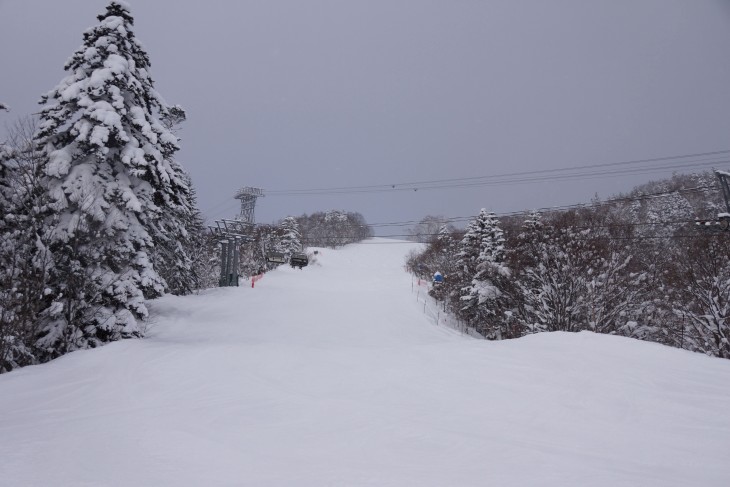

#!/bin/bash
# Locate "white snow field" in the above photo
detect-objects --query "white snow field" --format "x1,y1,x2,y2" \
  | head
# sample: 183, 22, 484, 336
2, 238, 730, 486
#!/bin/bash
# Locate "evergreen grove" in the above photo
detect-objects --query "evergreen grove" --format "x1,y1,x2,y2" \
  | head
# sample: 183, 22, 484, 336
2, 2, 726, 373
407, 171, 730, 359
0, 3, 374, 373
0, 2, 205, 372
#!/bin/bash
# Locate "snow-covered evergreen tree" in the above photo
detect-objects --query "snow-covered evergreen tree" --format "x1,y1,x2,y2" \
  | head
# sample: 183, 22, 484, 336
435, 224, 459, 276
151, 167, 203, 296
278, 216, 302, 259
453, 209, 499, 328
462, 211, 513, 338
454, 210, 488, 279
0, 143, 16, 370
151, 104, 205, 295
424, 225, 459, 302
507, 211, 545, 333
33, 2, 191, 356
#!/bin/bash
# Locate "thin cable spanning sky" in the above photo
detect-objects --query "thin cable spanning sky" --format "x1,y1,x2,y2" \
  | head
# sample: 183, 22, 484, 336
2, 0, 729, 228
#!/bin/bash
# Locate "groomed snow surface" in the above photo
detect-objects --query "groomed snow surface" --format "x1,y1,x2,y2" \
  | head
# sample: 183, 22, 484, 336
2, 238, 730, 486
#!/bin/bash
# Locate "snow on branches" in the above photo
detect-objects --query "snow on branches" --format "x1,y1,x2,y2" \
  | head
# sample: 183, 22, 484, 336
30, 1, 198, 358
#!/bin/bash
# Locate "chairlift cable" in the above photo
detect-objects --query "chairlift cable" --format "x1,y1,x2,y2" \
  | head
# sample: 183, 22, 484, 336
265, 151, 730, 196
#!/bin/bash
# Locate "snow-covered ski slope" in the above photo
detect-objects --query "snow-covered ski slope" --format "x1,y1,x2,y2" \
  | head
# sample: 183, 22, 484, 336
2, 238, 730, 486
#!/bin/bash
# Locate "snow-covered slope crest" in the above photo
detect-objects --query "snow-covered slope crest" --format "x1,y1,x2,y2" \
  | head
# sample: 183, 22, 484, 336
1, 238, 729, 486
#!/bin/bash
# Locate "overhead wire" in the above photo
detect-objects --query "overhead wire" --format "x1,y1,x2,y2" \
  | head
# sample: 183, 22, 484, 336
300, 184, 728, 243
265, 150, 730, 196
290, 183, 720, 231
269, 160, 726, 195
344, 219, 711, 238
303, 231, 729, 245
201, 149, 728, 239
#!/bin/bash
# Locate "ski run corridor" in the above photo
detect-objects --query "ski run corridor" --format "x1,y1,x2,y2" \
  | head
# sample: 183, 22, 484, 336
1, 238, 730, 486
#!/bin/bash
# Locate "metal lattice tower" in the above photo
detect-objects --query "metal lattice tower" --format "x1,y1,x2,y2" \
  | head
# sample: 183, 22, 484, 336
234, 187, 264, 224
206, 187, 264, 287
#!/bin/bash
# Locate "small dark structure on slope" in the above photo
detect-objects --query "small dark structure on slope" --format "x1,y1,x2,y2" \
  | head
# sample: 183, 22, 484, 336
290, 253, 309, 269
266, 252, 287, 264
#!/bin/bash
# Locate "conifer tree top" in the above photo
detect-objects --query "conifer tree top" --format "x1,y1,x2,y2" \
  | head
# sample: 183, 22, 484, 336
34, 0, 184, 238
98, 2, 134, 24
66, 1, 149, 76
36, 0, 178, 168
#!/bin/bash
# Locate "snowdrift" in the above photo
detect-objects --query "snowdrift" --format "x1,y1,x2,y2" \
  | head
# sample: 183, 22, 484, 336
1, 238, 729, 486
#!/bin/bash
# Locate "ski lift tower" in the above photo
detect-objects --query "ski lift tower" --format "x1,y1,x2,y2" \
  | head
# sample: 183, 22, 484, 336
209, 187, 264, 287
235, 187, 264, 225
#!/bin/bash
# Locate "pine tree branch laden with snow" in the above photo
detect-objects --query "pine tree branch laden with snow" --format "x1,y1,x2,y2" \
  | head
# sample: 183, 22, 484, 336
277, 216, 303, 258
30, 1, 199, 358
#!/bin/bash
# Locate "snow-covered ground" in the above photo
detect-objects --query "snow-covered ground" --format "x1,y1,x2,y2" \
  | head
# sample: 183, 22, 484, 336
2, 238, 730, 486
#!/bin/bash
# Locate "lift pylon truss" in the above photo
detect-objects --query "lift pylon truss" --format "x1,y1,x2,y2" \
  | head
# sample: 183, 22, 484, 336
234, 187, 264, 225
208, 220, 255, 287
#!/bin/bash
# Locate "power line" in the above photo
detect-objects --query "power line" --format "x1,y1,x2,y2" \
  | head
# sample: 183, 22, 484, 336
291, 183, 718, 231
266, 150, 730, 196
201, 152, 727, 231
269, 151, 729, 193
203, 199, 239, 215
311, 221, 708, 240
271, 159, 726, 196
303, 219, 704, 239
303, 232, 729, 245
501, 184, 717, 216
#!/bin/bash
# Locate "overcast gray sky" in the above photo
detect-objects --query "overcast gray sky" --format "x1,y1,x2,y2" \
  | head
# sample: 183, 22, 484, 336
2, 0, 730, 231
